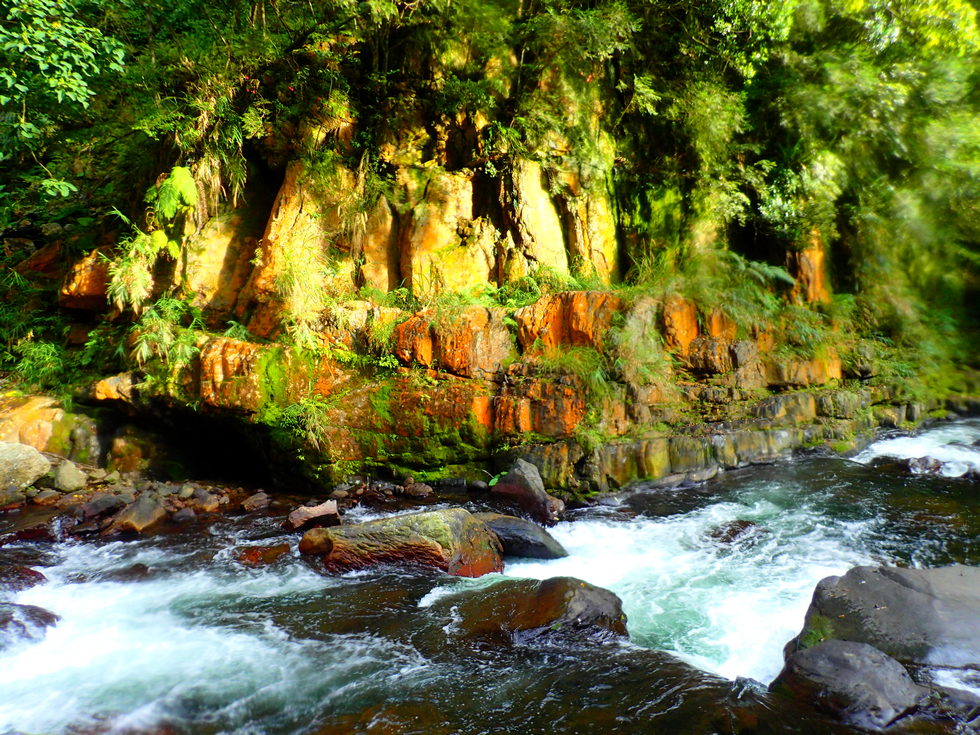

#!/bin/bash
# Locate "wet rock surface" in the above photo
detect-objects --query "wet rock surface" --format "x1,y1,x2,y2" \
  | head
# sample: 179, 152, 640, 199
787, 564, 980, 667
472, 512, 568, 559
781, 564, 980, 731
771, 640, 925, 730
0, 603, 60, 649
299, 508, 503, 577
449, 576, 628, 644
490, 459, 565, 526
0, 565, 47, 592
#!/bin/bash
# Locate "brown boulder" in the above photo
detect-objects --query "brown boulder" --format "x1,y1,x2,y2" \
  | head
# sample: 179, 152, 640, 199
451, 576, 628, 644
491, 459, 565, 525
298, 508, 503, 577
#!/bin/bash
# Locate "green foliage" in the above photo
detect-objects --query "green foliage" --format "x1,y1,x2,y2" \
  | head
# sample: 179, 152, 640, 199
535, 346, 613, 401
129, 297, 203, 369
269, 395, 337, 451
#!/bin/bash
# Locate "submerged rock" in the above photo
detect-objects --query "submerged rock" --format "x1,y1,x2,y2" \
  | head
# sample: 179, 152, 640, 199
787, 564, 980, 667
299, 508, 503, 577
472, 512, 568, 559
236, 544, 290, 567
0, 566, 47, 592
771, 640, 925, 730
0, 441, 51, 494
707, 519, 765, 545
451, 576, 628, 644
0, 602, 60, 649
491, 459, 565, 525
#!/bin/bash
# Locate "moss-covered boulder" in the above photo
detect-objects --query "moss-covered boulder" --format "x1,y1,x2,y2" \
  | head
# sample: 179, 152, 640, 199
299, 508, 503, 577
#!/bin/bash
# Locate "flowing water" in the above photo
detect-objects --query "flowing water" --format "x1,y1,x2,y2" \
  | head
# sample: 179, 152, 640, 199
1, 420, 978, 734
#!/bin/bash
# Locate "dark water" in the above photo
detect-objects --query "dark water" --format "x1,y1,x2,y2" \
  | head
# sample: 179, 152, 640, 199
0, 421, 977, 734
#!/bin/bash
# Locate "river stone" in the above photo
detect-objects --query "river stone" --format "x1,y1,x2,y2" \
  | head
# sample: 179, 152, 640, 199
236, 543, 290, 566
79, 492, 128, 520
53, 460, 87, 493
0, 603, 60, 650
299, 508, 503, 577
771, 640, 926, 730
491, 459, 564, 525
472, 512, 568, 559
285, 499, 340, 531
0, 441, 51, 491
103, 494, 167, 535
450, 576, 628, 644
788, 565, 980, 667
242, 491, 270, 512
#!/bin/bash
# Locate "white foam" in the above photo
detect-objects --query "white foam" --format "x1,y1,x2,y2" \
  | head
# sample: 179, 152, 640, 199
504, 494, 876, 684
854, 420, 980, 477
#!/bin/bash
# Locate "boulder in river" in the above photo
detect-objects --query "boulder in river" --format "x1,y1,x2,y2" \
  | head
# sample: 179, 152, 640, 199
299, 508, 503, 577
472, 512, 568, 559
450, 576, 628, 644
0, 441, 51, 494
0, 602, 60, 649
491, 459, 565, 526
786, 564, 980, 667
0, 566, 47, 592
771, 639, 925, 730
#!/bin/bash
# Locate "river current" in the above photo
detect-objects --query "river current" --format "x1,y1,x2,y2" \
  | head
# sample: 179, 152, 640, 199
1, 420, 978, 734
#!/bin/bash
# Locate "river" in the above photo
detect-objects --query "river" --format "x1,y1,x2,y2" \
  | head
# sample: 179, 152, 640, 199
1, 420, 978, 734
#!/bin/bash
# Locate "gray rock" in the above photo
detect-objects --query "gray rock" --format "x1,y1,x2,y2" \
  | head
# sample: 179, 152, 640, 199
449, 576, 628, 644
53, 460, 87, 493
473, 512, 568, 559
788, 565, 980, 668
172, 507, 197, 524
0, 442, 51, 491
772, 640, 925, 730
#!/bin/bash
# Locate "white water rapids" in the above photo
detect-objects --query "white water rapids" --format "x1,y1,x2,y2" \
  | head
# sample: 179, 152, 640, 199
1, 419, 977, 733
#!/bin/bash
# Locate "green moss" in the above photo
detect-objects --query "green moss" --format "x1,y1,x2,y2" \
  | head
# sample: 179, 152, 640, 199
798, 613, 836, 650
